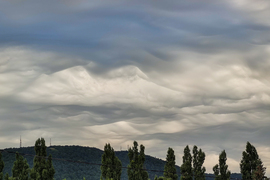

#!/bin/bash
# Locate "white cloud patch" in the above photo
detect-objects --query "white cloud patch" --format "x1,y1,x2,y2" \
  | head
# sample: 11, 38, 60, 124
228, 0, 270, 26
18, 65, 188, 109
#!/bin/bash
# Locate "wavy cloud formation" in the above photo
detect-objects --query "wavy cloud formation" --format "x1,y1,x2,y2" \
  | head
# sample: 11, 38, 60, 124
1, 0, 270, 175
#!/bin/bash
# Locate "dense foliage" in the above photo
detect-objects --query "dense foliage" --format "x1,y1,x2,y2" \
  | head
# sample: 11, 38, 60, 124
213, 150, 231, 180
1, 145, 181, 180
193, 146, 206, 180
30, 138, 55, 180
180, 146, 192, 180
12, 152, 30, 180
163, 147, 177, 180
46, 154, 55, 180
240, 142, 264, 180
252, 161, 266, 180
101, 143, 121, 180
0, 140, 250, 180
127, 141, 149, 180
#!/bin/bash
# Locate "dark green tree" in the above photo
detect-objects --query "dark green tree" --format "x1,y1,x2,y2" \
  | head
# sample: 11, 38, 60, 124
30, 138, 55, 180
127, 141, 148, 180
0, 152, 4, 180
252, 159, 266, 180
180, 145, 192, 180
45, 155, 55, 180
240, 142, 262, 180
100, 143, 122, 180
164, 147, 177, 180
193, 146, 206, 180
213, 150, 230, 180
213, 164, 219, 179
12, 152, 30, 180
30, 138, 46, 180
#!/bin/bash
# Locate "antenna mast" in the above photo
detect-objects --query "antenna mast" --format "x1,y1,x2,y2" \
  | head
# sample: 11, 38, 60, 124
20, 136, 22, 148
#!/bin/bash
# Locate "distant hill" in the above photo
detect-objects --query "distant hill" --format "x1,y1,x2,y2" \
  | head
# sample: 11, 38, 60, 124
1, 146, 241, 180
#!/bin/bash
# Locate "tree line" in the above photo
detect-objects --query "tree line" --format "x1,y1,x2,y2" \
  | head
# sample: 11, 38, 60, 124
100, 141, 267, 180
0, 139, 267, 180
0, 138, 55, 180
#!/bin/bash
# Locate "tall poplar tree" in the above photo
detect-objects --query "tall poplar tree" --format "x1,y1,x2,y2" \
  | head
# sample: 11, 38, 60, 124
240, 142, 262, 180
213, 150, 230, 180
193, 146, 206, 180
164, 147, 177, 180
180, 145, 192, 180
101, 143, 122, 180
12, 152, 30, 180
127, 141, 148, 180
30, 138, 55, 180
30, 138, 47, 180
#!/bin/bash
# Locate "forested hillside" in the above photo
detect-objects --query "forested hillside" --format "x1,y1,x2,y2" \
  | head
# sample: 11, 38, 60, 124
1, 145, 241, 180
2, 145, 178, 180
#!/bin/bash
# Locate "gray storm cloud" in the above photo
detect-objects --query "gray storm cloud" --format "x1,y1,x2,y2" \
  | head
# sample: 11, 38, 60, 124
0, 0, 270, 176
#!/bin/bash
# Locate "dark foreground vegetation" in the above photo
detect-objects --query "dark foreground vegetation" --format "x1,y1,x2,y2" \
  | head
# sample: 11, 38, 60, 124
0, 138, 264, 180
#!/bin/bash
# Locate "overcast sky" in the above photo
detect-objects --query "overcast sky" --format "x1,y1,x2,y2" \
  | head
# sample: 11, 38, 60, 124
1, 0, 270, 176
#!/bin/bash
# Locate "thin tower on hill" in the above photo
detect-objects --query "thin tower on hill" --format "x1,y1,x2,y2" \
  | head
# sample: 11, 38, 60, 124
20, 136, 22, 148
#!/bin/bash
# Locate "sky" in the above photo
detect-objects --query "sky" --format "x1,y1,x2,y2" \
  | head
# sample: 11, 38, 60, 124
1, 0, 270, 176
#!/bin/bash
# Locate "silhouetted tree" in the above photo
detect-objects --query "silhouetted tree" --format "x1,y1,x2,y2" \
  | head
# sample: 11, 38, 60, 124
30, 138, 55, 180
240, 142, 263, 180
127, 141, 148, 180
213, 150, 230, 180
12, 152, 30, 180
193, 145, 206, 180
101, 143, 122, 180
180, 145, 192, 180
164, 147, 177, 180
